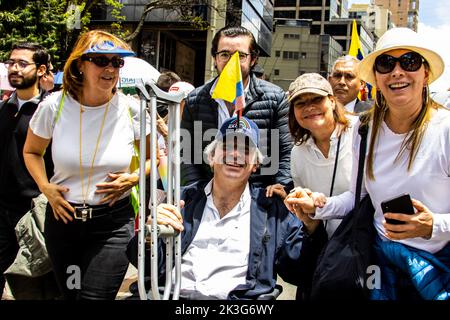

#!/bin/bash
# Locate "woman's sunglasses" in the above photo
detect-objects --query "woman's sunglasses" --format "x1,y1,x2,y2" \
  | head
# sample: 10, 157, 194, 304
81, 55, 125, 68
374, 52, 424, 74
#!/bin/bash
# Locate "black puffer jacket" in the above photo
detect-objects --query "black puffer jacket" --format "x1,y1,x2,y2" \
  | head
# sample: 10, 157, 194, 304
181, 73, 293, 188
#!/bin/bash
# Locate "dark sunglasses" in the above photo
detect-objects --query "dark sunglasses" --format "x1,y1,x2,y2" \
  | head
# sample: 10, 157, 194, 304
374, 52, 424, 74
81, 55, 125, 68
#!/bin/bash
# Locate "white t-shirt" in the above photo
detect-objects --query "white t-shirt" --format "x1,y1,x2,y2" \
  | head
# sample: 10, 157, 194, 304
315, 108, 450, 253
291, 115, 357, 237
30, 91, 150, 205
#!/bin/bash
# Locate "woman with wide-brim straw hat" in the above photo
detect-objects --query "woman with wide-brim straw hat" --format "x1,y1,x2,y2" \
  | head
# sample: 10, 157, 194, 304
285, 27, 450, 300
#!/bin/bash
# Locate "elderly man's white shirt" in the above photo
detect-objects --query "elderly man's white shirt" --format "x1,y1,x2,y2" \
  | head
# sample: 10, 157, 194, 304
179, 180, 251, 299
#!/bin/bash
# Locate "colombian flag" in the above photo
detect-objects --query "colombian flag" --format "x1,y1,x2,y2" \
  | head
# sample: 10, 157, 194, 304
349, 19, 375, 100
211, 52, 245, 115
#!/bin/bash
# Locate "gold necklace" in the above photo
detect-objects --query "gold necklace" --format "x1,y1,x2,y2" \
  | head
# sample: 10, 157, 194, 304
79, 98, 110, 205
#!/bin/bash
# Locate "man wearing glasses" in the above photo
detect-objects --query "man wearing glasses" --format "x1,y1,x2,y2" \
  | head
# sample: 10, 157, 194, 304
181, 25, 292, 190
328, 55, 372, 114
0, 42, 52, 297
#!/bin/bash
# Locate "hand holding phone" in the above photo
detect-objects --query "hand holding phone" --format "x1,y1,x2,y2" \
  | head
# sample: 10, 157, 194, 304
381, 193, 415, 225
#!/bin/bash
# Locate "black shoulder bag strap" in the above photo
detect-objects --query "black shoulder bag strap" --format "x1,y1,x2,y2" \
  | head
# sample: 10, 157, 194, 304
354, 120, 369, 211
329, 134, 342, 197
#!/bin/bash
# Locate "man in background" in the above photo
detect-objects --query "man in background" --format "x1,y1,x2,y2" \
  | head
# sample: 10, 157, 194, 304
181, 25, 292, 189
0, 42, 52, 296
328, 55, 372, 113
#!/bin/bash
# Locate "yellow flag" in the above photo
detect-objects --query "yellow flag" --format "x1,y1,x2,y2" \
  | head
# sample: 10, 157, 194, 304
349, 19, 364, 59
211, 52, 245, 111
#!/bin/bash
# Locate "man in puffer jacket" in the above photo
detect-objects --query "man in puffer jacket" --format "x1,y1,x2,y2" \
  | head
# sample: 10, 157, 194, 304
181, 25, 292, 189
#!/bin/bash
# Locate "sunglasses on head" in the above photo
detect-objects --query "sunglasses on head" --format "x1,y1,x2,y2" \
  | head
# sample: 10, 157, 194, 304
81, 55, 125, 68
374, 51, 424, 74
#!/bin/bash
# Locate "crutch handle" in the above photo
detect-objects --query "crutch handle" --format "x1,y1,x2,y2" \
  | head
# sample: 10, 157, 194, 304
145, 224, 179, 239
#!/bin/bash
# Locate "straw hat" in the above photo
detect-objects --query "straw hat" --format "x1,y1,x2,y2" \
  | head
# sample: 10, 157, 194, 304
358, 27, 445, 86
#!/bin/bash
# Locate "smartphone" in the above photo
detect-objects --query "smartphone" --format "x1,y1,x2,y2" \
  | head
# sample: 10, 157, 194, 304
381, 193, 415, 225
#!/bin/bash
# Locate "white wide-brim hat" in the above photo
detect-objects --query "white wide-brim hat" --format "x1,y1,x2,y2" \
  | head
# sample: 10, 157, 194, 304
358, 27, 445, 86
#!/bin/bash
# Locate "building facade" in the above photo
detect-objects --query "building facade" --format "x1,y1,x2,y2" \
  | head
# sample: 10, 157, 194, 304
274, 0, 374, 54
258, 19, 342, 90
92, 0, 274, 85
374, 0, 419, 31
349, 3, 394, 40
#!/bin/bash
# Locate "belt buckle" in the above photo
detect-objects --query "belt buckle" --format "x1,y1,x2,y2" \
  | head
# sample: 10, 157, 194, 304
74, 205, 93, 222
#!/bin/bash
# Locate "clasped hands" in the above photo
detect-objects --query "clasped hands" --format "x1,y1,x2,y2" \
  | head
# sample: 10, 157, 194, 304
284, 187, 327, 234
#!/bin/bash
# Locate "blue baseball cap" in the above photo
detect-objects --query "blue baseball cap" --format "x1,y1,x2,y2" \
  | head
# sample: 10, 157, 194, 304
216, 116, 260, 148
83, 40, 136, 57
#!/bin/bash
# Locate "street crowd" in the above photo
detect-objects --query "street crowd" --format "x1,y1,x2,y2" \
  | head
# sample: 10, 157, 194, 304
0, 25, 449, 301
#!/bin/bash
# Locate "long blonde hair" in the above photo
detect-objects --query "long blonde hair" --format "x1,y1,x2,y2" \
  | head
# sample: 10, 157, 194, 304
362, 81, 440, 180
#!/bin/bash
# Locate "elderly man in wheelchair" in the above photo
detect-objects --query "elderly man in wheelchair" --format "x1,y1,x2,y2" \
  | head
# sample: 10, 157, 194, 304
127, 116, 326, 300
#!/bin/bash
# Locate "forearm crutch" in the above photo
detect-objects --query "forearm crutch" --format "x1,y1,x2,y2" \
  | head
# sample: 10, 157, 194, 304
135, 81, 184, 300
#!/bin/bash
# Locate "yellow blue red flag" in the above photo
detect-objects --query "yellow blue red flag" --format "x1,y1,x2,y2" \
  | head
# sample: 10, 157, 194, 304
349, 19, 375, 100
211, 52, 245, 114
349, 19, 364, 60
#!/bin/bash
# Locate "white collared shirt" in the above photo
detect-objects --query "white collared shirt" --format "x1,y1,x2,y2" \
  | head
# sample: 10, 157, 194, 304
290, 115, 357, 237
344, 98, 357, 113
210, 78, 251, 128
178, 180, 251, 300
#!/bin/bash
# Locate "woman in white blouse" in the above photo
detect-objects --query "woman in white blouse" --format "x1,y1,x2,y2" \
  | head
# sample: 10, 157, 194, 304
267, 73, 357, 300
285, 28, 450, 300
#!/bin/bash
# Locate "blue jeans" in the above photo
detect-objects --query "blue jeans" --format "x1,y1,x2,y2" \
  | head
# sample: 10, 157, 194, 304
44, 197, 135, 300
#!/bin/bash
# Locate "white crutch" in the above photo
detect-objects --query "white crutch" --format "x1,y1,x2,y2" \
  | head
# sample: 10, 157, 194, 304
134, 80, 184, 300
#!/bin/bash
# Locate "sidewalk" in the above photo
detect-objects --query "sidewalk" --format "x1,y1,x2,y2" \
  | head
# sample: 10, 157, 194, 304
116, 264, 138, 300
3, 264, 296, 300
115, 264, 296, 300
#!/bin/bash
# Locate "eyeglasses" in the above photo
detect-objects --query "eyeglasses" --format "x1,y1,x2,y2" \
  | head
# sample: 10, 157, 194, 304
374, 52, 424, 74
4, 59, 37, 70
81, 55, 125, 68
215, 51, 250, 62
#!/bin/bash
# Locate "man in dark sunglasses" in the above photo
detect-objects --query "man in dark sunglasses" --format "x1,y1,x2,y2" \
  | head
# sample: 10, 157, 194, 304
0, 42, 54, 298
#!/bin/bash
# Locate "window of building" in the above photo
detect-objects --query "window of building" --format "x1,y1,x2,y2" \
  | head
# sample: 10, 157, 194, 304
282, 51, 299, 60
274, 10, 296, 19
274, 69, 280, 76
299, 10, 322, 21
275, 50, 281, 57
274, 0, 297, 6
301, 52, 307, 59
284, 34, 300, 39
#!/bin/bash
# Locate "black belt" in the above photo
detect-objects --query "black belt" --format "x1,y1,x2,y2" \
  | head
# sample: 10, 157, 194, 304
69, 197, 130, 222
